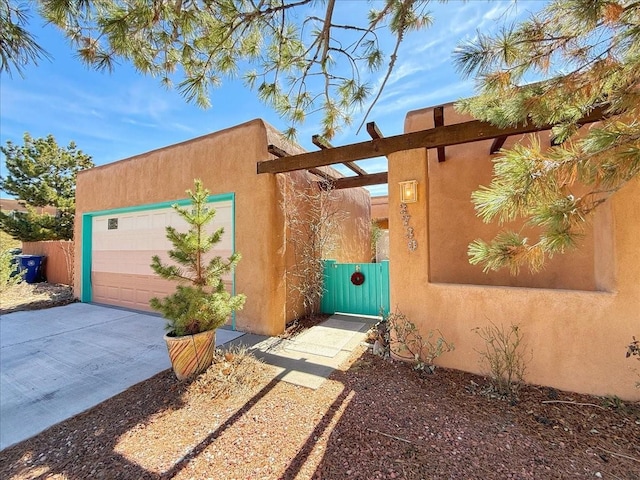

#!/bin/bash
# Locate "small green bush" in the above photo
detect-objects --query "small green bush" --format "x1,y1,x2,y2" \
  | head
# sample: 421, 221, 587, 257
0, 248, 21, 293
150, 285, 245, 336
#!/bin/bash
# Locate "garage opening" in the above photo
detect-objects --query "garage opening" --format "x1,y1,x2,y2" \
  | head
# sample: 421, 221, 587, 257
80, 194, 235, 314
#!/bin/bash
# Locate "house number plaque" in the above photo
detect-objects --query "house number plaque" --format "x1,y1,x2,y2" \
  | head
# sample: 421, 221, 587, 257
400, 203, 417, 252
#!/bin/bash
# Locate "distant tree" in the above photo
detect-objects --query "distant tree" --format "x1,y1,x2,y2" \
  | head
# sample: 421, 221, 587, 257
454, 0, 639, 274
2, 0, 432, 139
0, 207, 62, 242
0, 133, 94, 241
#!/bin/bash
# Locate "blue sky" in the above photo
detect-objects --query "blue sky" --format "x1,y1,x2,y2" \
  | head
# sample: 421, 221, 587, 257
0, 0, 545, 197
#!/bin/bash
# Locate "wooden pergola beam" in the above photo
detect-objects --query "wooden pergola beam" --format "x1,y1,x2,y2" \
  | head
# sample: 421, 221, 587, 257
433, 106, 446, 162
312, 134, 367, 176
258, 106, 607, 175
267, 144, 289, 158
308, 168, 337, 182
311, 134, 332, 150
490, 136, 507, 154
320, 172, 389, 190
366, 122, 383, 139
343, 162, 368, 176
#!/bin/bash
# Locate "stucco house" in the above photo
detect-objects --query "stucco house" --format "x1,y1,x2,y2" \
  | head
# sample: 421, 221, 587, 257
72, 105, 639, 401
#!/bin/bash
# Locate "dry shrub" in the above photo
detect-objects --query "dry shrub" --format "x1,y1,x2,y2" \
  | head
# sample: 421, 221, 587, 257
281, 175, 347, 319
627, 336, 640, 388
189, 345, 273, 400
378, 309, 455, 374
1, 281, 30, 298
473, 322, 530, 400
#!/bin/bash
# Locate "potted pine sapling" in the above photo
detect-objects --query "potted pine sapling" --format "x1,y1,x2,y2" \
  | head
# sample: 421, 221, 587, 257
150, 179, 245, 380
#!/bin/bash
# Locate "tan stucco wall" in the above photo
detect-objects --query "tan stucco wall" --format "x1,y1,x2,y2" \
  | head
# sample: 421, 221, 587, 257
388, 104, 640, 400
371, 196, 389, 230
0, 199, 57, 216
332, 185, 371, 264
74, 119, 370, 336
405, 104, 598, 290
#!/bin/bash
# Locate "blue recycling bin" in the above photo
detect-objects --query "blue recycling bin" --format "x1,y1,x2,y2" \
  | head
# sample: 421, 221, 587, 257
18, 255, 46, 284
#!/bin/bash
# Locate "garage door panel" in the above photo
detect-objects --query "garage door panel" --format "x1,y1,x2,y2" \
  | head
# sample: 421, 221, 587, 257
121, 287, 135, 303
92, 249, 235, 276
92, 272, 234, 312
90, 198, 234, 312
93, 208, 232, 250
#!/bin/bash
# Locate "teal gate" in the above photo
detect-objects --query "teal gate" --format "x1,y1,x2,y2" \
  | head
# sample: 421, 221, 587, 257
321, 260, 390, 316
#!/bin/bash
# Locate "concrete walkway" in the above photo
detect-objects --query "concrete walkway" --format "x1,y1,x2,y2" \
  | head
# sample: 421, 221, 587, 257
0, 304, 374, 451
229, 314, 376, 390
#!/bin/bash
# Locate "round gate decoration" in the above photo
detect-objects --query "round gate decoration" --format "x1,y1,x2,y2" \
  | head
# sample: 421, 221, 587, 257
351, 271, 365, 286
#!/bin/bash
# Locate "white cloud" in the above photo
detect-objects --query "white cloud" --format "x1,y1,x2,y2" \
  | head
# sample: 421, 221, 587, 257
122, 118, 158, 128
368, 184, 389, 197
373, 80, 475, 117
482, 2, 515, 22
415, 37, 447, 54
359, 157, 388, 174
169, 122, 198, 134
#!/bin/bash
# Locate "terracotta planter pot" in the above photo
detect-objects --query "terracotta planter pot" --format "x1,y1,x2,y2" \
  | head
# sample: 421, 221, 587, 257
164, 329, 216, 380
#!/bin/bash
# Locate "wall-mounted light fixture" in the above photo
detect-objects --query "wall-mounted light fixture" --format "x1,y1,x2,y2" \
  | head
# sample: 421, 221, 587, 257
399, 180, 418, 203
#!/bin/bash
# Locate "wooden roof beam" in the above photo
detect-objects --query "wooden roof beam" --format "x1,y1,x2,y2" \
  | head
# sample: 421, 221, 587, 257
433, 106, 446, 162
343, 162, 368, 176
311, 134, 332, 150
308, 168, 337, 182
490, 106, 603, 154
490, 136, 507, 154
258, 105, 607, 175
312, 134, 368, 176
320, 172, 388, 190
267, 144, 289, 158
269, 143, 336, 181
366, 122, 383, 139
271, 140, 338, 182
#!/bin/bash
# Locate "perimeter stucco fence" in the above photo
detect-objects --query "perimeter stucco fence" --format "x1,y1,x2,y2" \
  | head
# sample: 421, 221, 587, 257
22, 241, 74, 286
385, 102, 640, 401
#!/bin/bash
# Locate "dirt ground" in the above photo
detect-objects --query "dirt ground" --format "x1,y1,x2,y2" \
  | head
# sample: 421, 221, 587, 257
0, 282, 76, 315
0, 285, 639, 479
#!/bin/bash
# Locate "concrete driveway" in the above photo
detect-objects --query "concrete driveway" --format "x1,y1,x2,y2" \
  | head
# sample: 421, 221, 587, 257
0, 303, 243, 451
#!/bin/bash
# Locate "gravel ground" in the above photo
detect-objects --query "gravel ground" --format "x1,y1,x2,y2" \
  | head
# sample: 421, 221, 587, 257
0, 285, 639, 479
0, 346, 638, 479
